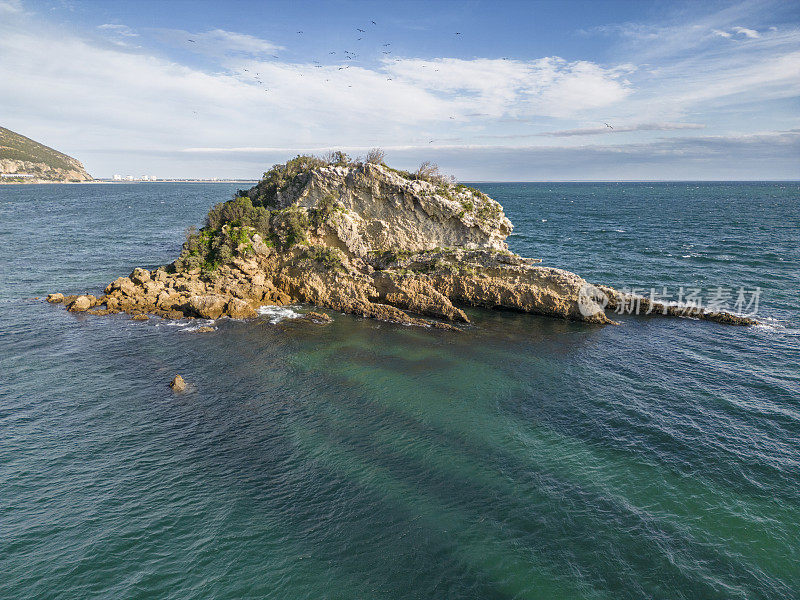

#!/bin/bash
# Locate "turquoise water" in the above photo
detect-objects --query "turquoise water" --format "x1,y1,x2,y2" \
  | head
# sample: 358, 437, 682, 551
1, 182, 799, 599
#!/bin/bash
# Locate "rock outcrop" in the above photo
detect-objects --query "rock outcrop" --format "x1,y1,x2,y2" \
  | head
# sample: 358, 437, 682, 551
169, 375, 186, 392
49, 156, 756, 328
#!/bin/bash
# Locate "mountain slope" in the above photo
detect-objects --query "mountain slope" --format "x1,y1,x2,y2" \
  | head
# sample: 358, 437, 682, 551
0, 126, 92, 182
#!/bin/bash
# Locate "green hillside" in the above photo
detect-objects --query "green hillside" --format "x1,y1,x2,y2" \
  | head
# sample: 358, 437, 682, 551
0, 126, 91, 180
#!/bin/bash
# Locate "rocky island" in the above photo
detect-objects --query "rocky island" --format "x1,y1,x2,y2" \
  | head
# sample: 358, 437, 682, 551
47, 152, 755, 328
0, 126, 92, 183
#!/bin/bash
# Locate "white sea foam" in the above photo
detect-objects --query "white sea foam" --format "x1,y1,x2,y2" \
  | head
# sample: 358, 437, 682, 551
183, 320, 217, 332
156, 318, 216, 332
258, 305, 302, 324
753, 317, 800, 336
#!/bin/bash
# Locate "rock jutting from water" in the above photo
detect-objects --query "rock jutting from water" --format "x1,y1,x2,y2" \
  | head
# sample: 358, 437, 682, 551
169, 375, 186, 392
48, 154, 756, 328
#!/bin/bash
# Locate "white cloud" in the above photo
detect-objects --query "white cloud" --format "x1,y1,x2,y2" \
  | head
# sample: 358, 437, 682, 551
0, 15, 636, 168
0, 0, 797, 179
732, 26, 760, 38
535, 122, 706, 137
0, 0, 22, 13
156, 28, 284, 57
97, 23, 138, 37
383, 57, 633, 118
714, 26, 761, 39
171, 130, 800, 181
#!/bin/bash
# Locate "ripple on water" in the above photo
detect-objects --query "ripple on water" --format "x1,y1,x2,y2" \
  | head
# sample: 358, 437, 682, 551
1, 182, 799, 600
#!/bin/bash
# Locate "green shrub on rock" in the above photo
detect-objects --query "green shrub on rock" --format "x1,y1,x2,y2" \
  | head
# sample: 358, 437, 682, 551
270, 207, 310, 248
175, 224, 255, 275
304, 245, 345, 270
206, 196, 270, 234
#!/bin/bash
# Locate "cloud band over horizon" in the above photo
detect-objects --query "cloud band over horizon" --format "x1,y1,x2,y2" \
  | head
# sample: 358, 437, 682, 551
0, 0, 797, 180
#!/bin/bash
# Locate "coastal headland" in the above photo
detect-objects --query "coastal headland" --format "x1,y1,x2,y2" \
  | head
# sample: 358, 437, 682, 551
0, 126, 92, 183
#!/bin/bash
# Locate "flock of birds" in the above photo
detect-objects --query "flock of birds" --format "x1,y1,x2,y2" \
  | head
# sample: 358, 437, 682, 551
188, 23, 615, 138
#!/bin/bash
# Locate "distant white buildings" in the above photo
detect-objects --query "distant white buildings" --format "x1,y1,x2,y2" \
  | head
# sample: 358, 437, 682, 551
112, 174, 159, 181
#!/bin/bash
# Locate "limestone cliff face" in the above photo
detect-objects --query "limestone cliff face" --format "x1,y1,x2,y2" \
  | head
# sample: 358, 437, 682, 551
49, 157, 755, 328
250, 163, 512, 255
0, 158, 92, 183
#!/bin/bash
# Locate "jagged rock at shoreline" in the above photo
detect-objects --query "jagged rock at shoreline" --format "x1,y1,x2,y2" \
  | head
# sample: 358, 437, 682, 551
49, 155, 756, 328
0, 126, 92, 183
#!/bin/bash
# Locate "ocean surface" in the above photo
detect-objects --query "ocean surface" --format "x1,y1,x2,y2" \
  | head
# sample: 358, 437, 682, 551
1, 182, 798, 600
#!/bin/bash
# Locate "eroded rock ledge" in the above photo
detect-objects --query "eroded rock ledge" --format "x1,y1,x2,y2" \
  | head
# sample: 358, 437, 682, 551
49, 157, 756, 328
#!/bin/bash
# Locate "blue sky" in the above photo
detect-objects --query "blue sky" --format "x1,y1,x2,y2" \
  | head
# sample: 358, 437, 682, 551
1, 0, 798, 180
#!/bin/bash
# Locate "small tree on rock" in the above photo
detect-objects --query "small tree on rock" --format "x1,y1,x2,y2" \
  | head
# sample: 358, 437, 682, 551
366, 148, 385, 165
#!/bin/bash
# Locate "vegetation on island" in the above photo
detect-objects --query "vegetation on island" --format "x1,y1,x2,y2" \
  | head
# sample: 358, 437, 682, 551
174, 148, 500, 277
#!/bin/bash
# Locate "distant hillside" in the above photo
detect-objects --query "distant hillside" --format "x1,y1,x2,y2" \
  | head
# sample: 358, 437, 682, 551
0, 126, 92, 183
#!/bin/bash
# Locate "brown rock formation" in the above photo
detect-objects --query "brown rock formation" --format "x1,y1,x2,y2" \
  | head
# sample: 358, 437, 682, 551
169, 375, 186, 392
49, 157, 756, 328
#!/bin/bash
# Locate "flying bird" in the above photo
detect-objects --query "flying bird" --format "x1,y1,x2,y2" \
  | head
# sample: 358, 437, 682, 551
357, 28, 365, 32
604, 123, 613, 129
455, 32, 461, 35
297, 31, 303, 34
371, 20, 376, 25
188, 39, 195, 43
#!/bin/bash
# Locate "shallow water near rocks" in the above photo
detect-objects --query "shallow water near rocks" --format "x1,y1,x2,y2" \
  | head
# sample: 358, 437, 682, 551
1, 182, 799, 599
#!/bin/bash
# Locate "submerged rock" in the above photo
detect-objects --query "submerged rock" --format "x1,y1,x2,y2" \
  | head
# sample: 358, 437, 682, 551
50, 156, 756, 328
305, 311, 333, 324
47, 293, 64, 303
